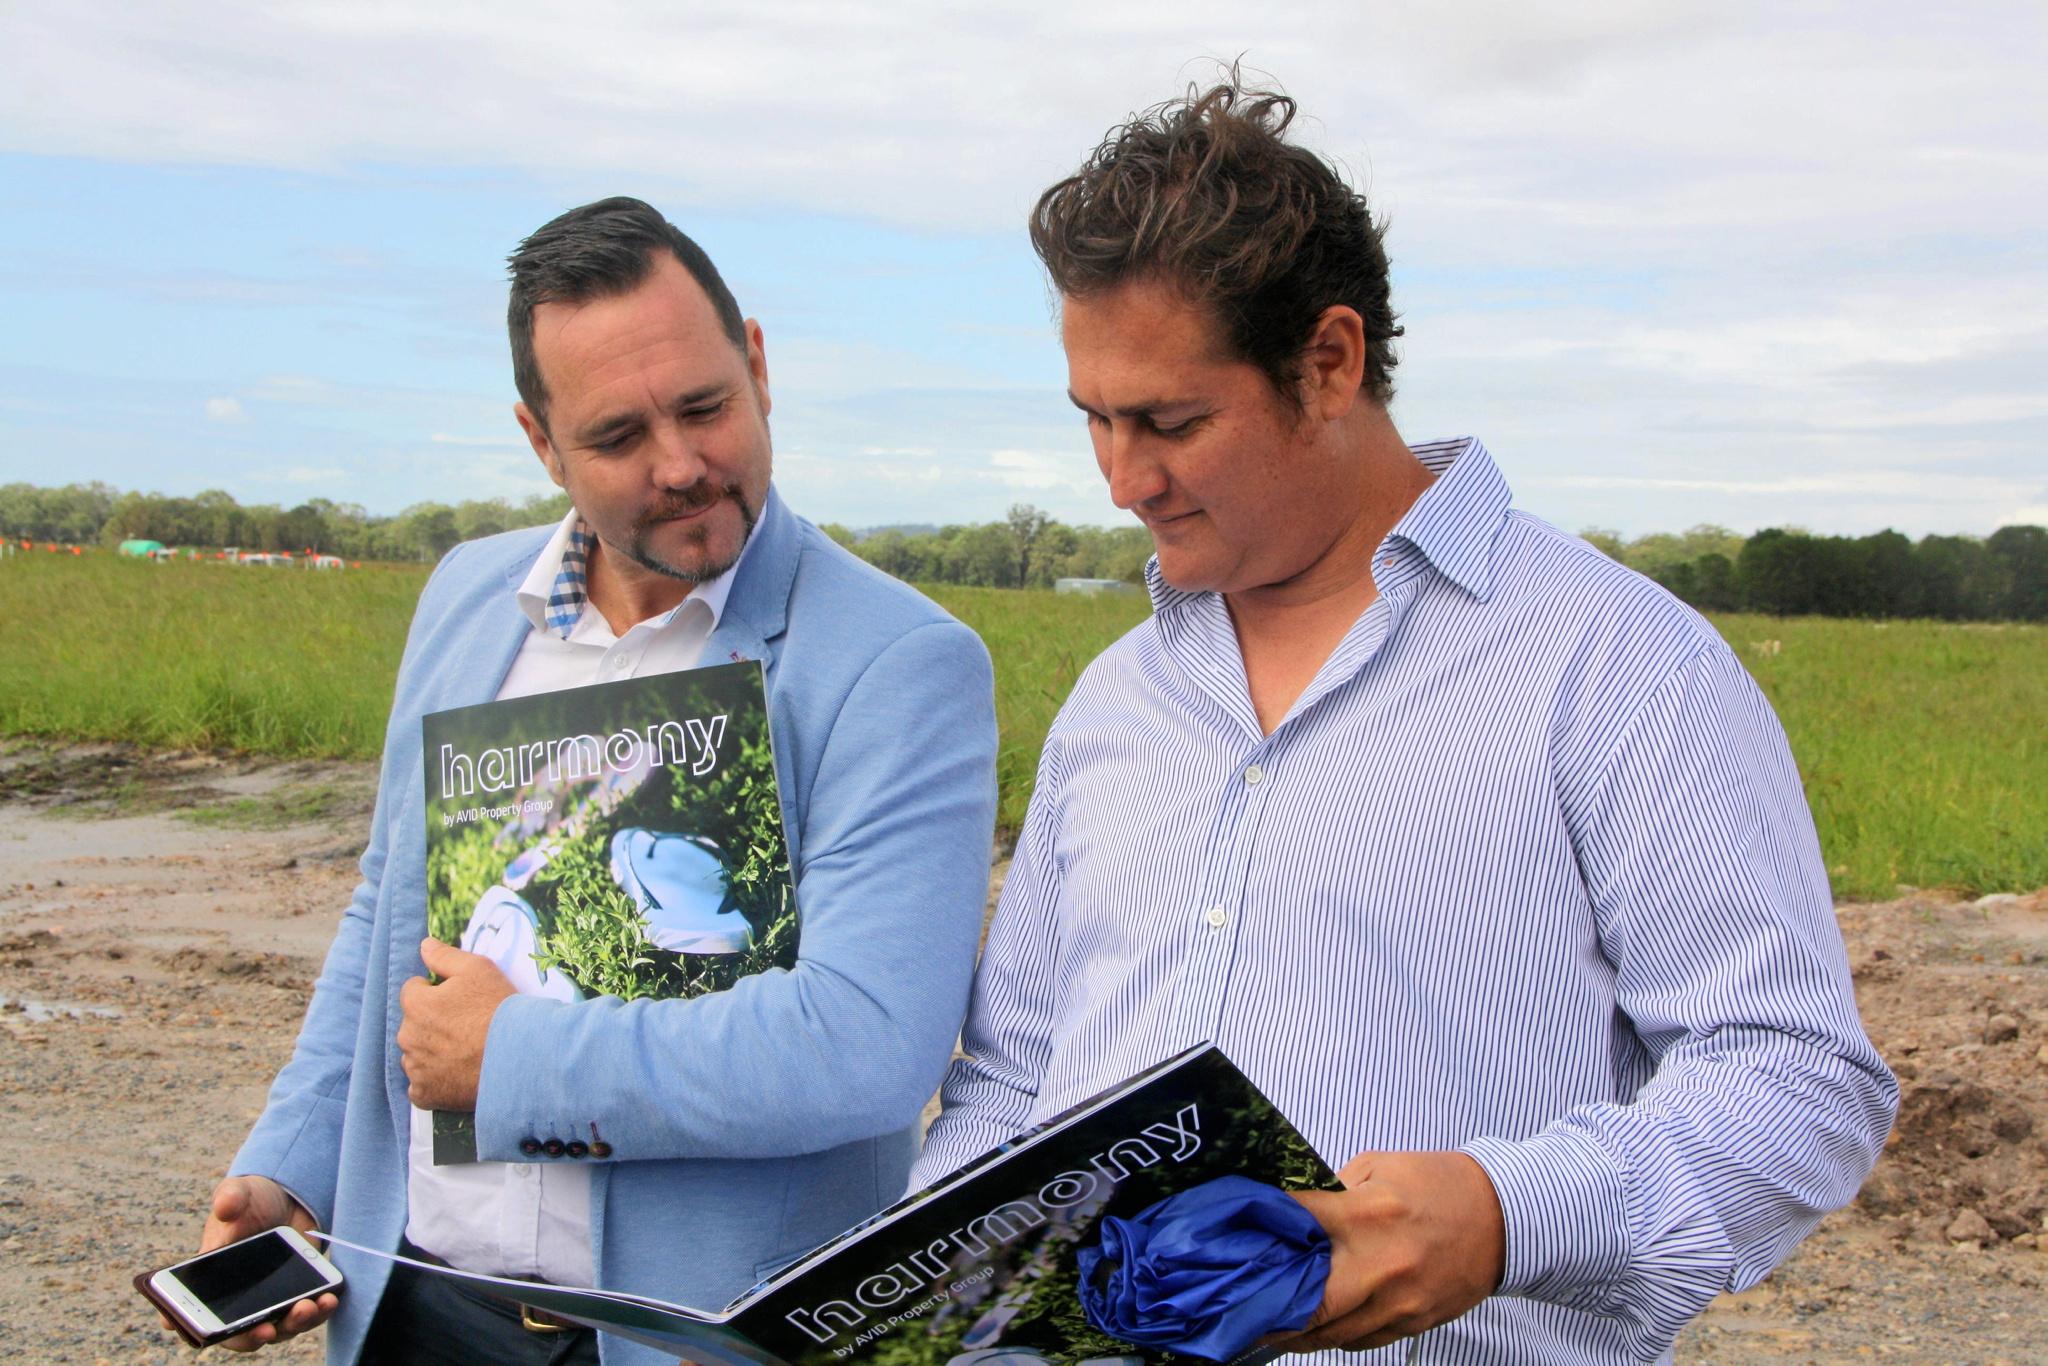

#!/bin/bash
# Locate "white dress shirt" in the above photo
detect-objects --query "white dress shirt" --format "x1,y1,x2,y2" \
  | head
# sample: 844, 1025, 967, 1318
914, 438, 1895, 1364
404, 510, 746, 1285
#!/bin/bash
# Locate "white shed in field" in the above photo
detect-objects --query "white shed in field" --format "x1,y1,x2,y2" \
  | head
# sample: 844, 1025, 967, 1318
1054, 577, 1137, 596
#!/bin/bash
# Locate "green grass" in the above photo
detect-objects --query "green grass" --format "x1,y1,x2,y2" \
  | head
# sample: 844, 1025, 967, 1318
1716, 615, 2045, 900
180, 779, 366, 830
0, 553, 424, 756
4, 554, 2042, 900
924, 585, 1153, 836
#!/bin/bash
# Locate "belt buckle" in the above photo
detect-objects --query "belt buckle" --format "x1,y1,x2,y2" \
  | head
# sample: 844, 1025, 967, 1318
520, 1303, 572, 1334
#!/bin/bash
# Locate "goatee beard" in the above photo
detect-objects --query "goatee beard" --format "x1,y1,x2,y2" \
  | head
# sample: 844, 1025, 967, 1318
626, 484, 757, 584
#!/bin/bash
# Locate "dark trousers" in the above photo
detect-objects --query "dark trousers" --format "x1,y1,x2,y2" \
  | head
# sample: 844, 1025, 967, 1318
359, 1244, 602, 1366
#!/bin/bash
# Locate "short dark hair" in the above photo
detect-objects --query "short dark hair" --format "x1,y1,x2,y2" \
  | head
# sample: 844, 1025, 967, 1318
1032, 79, 1402, 405
507, 196, 746, 429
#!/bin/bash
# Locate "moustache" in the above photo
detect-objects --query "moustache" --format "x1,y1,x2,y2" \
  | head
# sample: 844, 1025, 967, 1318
639, 484, 739, 525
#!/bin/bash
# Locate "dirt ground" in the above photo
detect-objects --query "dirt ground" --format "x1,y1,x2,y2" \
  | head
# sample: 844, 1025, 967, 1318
0, 743, 2042, 1364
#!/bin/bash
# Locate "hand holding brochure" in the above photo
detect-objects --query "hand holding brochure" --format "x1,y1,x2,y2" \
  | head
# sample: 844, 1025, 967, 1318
318, 1045, 1339, 1365
419, 660, 797, 1163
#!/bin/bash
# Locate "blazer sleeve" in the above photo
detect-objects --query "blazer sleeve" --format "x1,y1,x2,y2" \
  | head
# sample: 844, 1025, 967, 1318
471, 618, 998, 1162
907, 724, 1071, 1190
226, 544, 466, 1223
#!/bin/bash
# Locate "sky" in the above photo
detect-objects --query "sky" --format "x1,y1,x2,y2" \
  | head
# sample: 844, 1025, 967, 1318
1, 1, 2042, 537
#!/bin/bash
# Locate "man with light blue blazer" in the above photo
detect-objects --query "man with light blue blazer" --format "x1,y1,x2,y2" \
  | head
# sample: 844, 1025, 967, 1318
191, 198, 999, 1364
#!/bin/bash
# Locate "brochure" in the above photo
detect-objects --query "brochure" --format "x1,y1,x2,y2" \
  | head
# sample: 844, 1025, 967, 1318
419, 660, 798, 1163
321, 1044, 1340, 1365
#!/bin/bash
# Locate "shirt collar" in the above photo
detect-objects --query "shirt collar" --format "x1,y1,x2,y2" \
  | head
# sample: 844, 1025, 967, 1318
514, 509, 751, 639
1375, 436, 1511, 602
1142, 435, 1512, 613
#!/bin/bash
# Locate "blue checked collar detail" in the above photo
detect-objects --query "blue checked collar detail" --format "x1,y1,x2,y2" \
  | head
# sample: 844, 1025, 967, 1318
544, 520, 597, 638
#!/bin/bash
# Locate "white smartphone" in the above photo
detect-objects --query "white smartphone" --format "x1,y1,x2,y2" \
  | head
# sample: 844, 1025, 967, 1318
139, 1227, 345, 1348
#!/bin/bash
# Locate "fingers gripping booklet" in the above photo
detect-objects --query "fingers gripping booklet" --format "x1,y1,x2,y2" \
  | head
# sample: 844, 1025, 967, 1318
420, 659, 799, 1164
320, 1045, 1342, 1366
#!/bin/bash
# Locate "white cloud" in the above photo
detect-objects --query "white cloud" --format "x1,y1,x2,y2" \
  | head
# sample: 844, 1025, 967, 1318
451, 455, 556, 501
431, 433, 527, 447
985, 447, 1101, 496
4, 2, 2042, 534
1530, 471, 2035, 504
2, 3, 2036, 236
204, 395, 245, 421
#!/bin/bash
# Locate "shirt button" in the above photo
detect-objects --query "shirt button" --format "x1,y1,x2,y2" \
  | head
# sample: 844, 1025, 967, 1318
1205, 906, 1227, 929
1244, 764, 1265, 786
610, 654, 630, 672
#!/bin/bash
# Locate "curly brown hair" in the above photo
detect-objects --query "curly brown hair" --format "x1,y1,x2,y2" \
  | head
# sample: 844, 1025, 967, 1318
1031, 79, 1402, 406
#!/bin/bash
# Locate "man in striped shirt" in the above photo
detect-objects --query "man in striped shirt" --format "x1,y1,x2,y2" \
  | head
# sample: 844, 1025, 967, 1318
912, 81, 1898, 1363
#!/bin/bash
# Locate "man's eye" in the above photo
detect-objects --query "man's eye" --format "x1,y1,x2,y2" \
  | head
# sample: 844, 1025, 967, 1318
683, 400, 727, 422
1152, 417, 1203, 440
590, 435, 633, 454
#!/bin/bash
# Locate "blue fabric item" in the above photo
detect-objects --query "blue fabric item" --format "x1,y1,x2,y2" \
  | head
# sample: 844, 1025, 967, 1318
1077, 1175, 1330, 1361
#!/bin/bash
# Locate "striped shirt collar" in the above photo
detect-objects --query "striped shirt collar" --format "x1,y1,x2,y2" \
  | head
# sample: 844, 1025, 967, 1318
1144, 435, 1510, 614
514, 509, 748, 640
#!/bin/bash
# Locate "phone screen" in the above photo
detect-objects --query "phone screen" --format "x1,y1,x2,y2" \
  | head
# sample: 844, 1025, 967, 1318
176, 1233, 331, 1326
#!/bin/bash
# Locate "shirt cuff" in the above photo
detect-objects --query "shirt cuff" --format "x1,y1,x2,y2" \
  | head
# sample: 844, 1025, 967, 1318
273, 1181, 322, 1231
1461, 1126, 1631, 1309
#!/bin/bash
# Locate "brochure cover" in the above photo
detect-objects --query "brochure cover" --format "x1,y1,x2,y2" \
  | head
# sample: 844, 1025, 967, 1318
420, 659, 797, 1163
324, 1044, 1341, 1365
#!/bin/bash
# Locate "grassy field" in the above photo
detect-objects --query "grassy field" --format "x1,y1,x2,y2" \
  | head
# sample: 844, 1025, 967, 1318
1721, 614, 2045, 899
0, 554, 424, 756
924, 584, 1152, 835
2, 553, 2041, 899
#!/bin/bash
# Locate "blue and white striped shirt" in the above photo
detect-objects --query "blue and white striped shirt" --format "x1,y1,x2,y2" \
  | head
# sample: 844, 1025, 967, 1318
912, 437, 1897, 1364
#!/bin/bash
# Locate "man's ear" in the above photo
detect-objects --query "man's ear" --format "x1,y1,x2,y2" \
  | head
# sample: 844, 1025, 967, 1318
1302, 305, 1368, 422
744, 318, 771, 419
514, 402, 567, 489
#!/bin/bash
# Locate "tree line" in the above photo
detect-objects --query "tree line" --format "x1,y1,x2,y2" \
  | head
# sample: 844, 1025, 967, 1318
1582, 523, 2047, 622
0, 481, 572, 562
822, 505, 1156, 589
4, 480, 2042, 621
0, 481, 1154, 586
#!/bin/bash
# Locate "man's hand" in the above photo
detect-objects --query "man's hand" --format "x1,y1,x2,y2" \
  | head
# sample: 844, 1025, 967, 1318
165, 1175, 337, 1352
397, 938, 517, 1110
1276, 1150, 1506, 1353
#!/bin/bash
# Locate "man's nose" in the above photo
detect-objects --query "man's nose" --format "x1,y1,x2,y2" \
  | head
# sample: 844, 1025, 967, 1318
647, 422, 710, 489
1102, 427, 1169, 511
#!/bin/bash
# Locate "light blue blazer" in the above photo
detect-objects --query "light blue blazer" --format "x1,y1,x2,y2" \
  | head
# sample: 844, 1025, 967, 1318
232, 488, 999, 1365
